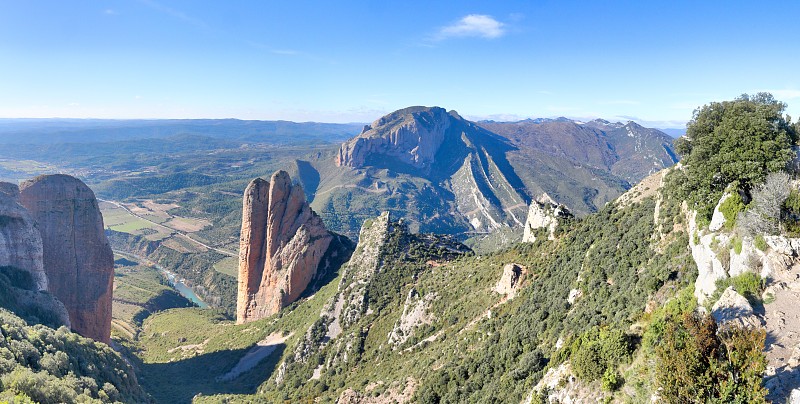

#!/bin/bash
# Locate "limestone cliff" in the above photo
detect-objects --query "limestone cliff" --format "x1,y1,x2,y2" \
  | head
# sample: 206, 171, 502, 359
237, 170, 334, 324
18, 174, 114, 343
522, 193, 571, 243
0, 182, 47, 290
336, 106, 452, 171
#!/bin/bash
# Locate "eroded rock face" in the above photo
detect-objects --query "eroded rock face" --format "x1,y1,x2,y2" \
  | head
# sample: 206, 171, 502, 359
18, 174, 113, 343
336, 106, 452, 171
237, 170, 333, 323
494, 263, 526, 299
522, 193, 571, 243
387, 288, 436, 348
0, 182, 47, 290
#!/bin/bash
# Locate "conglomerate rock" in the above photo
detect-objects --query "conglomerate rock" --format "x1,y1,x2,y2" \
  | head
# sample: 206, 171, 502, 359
237, 170, 333, 323
18, 174, 114, 343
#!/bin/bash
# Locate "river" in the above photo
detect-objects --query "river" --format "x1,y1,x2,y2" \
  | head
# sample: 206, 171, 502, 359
113, 250, 209, 308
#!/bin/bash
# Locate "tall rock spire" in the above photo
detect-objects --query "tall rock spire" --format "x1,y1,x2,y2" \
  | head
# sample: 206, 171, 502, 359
237, 170, 333, 323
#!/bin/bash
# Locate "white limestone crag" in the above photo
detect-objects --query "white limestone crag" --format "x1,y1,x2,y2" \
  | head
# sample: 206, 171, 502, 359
522, 193, 571, 243
493, 263, 526, 299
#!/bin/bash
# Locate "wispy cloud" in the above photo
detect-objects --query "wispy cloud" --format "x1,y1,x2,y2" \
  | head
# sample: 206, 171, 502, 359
103, 9, 118, 15
435, 14, 506, 40
769, 89, 800, 100
138, 0, 208, 29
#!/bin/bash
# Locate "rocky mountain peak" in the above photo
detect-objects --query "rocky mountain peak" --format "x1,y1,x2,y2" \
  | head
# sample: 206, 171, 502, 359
237, 170, 334, 324
336, 106, 455, 171
18, 174, 114, 343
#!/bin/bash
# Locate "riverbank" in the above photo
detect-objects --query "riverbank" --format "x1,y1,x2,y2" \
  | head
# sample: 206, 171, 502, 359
113, 249, 209, 308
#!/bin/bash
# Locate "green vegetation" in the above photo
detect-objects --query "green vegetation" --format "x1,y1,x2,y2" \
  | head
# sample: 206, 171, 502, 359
754, 235, 767, 251
673, 93, 796, 220
568, 327, 632, 385
213, 257, 239, 278
0, 309, 150, 403
112, 262, 195, 340
710, 272, 765, 307
719, 192, 745, 230
654, 312, 767, 403
731, 236, 743, 254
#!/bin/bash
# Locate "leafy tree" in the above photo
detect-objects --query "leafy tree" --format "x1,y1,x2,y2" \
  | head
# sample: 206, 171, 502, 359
673, 93, 796, 215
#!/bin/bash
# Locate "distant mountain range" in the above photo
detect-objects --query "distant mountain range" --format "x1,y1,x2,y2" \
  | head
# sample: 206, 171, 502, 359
0, 111, 680, 242
300, 106, 679, 239
0, 118, 364, 145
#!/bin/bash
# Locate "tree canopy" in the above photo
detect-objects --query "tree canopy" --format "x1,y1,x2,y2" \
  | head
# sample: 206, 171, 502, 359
673, 93, 797, 215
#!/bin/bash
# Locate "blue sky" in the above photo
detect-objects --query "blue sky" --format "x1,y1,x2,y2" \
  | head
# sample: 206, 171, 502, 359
1, 1, 799, 128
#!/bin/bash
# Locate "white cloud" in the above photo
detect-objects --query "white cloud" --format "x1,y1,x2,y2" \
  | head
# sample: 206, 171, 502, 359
437, 15, 505, 40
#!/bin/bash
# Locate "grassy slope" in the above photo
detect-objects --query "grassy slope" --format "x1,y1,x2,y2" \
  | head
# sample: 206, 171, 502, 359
126, 269, 344, 403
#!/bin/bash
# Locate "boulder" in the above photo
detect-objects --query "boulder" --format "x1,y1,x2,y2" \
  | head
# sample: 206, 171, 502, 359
236, 171, 333, 323
708, 193, 732, 232
18, 175, 114, 343
711, 287, 760, 330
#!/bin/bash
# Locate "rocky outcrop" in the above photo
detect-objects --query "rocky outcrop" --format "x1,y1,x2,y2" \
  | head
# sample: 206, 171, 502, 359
711, 287, 761, 330
0, 182, 47, 290
336, 106, 453, 171
387, 289, 436, 348
493, 263, 526, 299
275, 212, 470, 384
527, 362, 607, 404
708, 193, 732, 232
237, 170, 333, 324
18, 174, 114, 343
522, 194, 571, 243
688, 207, 732, 304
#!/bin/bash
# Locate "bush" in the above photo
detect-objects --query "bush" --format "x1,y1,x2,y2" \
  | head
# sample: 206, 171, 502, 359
655, 312, 767, 403
739, 172, 792, 236
731, 236, 743, 254
719, 193, 745, 230
754, 235, 767, 251
709, 273, 764, 307
601, 367, 621, 392
572, 342, 604, 381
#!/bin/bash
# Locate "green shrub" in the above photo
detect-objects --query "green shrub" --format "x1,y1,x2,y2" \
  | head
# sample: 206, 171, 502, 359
655, 312, 767, 403
731, 236, 743, 255
754, 235, 767, 251
572, 342, 604, 381
719, 193, 746, 230
711, 272, 765, 306
784, 189, 800, 213
601, 367, 621, 392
